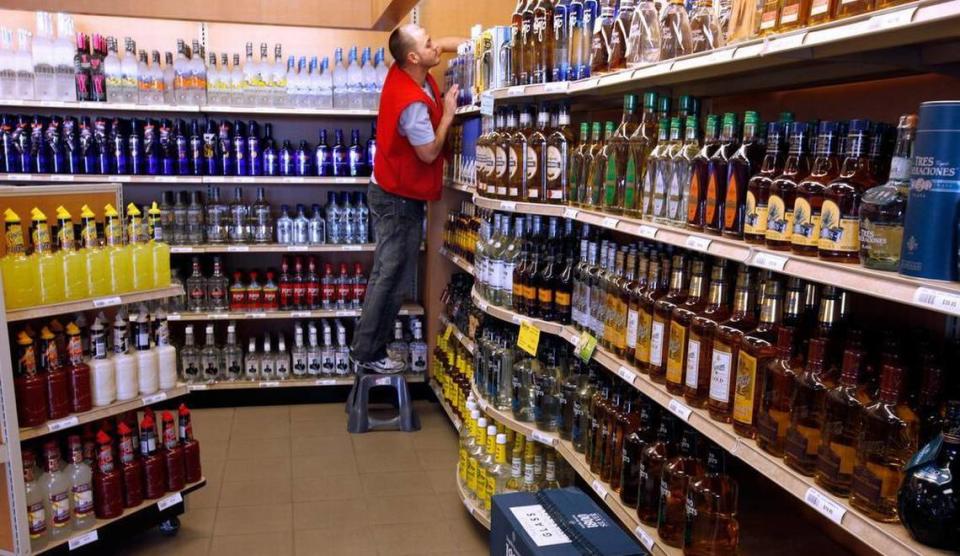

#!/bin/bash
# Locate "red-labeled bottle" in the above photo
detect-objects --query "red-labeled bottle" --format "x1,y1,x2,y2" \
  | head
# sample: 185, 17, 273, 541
229, 271, 246, 311
93, 430, 123, 518
14, 330, 47, 427
320, 263, 335, 309
336, 263, 350, 309
352, 263, 367, 307
292, 257, 306, 309
246, 271, 263, 310
304, 258, 320, 310
39, 326, 70, 420
117, 422, 144, 507
139, 414, 166, 499
162, 411, 185, 492
64, 323, 92, 413
179, 404, 202, 483
261, 271, 279, 310
278, 257, 294, 309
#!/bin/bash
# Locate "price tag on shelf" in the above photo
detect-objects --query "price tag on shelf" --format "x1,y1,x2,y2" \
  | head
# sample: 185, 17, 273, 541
563, 208, 579, 219
477, 298, 489, 312
590, 480, 608, 500
68, 530, 98, 550
616, 366, 636, 385
517, 320, 541, 356
51, 174, 74, 181
335, 177, 358, 184
867, 5, 916, 30
226, 245, 250, 252
667, 399, 693, 422
108, 175, 129, 182
763, 32, 807, 54
685, 236, 712, 252
480, 93, 495, 116
246, 312, 267, 319
209, 313, 230, 319
636, 225, 657, 239
156, 176, 178, 183
507, 86, 526, 96
92, 296, 122, 308
601, 216, 619, 229
167, 313, 182, 321
913, 287, 960, 316
576, 332, 598, 363
315, 378, 339, 386
157, 492, 183, 511
634, 527, 656, 551
291, 311, 312, 318
282, 177, 305, 183
752, 251, 788, 271
142, 392, 167, 405
543, 81, 569, 93
343, 244, 363, 251
804, 487, 847, 525
286, 245, 309, 252
189, 384, 209, 390
531, 430, 555, 446
237, 177, 254, 183
259, 381, 280, 388
335, 310, 355, 317
48, 416, 79, 432
170, 246, 194, 253
500, 201, 517, 211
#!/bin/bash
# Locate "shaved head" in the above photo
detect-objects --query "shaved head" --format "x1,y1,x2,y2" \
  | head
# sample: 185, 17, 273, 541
389, 24, 419, 68
388, 24, 441, 70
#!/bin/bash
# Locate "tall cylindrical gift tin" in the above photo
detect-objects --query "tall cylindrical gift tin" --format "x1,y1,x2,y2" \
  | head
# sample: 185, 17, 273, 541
900, 101, 960, 281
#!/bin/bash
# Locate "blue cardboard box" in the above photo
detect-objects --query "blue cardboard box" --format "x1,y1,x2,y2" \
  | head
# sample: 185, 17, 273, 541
490, 488, 647, 556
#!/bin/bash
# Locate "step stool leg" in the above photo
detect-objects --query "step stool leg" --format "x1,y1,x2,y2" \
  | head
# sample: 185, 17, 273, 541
347, 375, 373, 433
395, 377, 420, 432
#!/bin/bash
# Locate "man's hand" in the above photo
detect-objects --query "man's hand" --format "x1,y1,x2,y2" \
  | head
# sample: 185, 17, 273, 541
443, 85, 459, 120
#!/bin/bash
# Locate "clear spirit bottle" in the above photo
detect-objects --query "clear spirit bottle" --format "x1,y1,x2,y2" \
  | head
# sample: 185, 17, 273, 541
408, 319, 428, 374
251, 186, 273, 244
274, 335, 291, 380
180, 325, 201, 383
185, 256, 206, 312
260, 334, 275, 380
41, 440, 72, 539
244, 337, 259, 381
206, 256, 229, 312
223, 324, 243, 381
24, 451, 48, 551
386, 320, 409, 370
334, 321, 350, 376
307, 322, 322, 376
291, 323, 308, 377
199, 324, 221, 384
65, 435, 94, 530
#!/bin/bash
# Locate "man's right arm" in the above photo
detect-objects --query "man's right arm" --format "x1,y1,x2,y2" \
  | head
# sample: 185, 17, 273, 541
412, 84, 459, 164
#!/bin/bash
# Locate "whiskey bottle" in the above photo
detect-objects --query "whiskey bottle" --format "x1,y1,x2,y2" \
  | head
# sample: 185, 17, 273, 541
665, 258, 707, 395
835, 0, 875, 20
684, 263, 730, 408
704, 113, 739, 235
625, 247, 650, 365
755, 326, 801, 456
604, 248, 630, 357
608, 0, 632, 71
589, 5, 615, 75
600, 384, 624, 482
531, 0, 555, 84
508, 109, 533, 201
668, 115, 701, 226
572, 368, 597, 453
806, 0, 836, 25
494, 111, 514, 199
588, 379, 613, 473
527, 107, 549, 202
850, 361, 918, 522
603, 95, 639, 214
613, 249, 639, 360
568, 123, 590, 206
636, 415, 676, 525
581, 122, 604, 207
546, 104, 573, 203
635, 254, 668, 373
624, 92, 659, 217
778, 0, 810, 31
650, 255, 689, 384
819, 119, 877, 263
609, 394, 642, 492
684, 445, 739, 556
766, 122, 812, 250
556, 233, 574, 325
707, 266, 756, 423
511, 1, 529, 86
815, 346, 869, 496
723, 111, 765, 239
744, 121, 786, 244
732, 280, 782, 438
792, 121, 843, 256
686, 114, 721, 231
659, 0, 694, 60
586, 122, 616, 208
689, 0, 725, 53
596, 243, 616, 348
619, 398, 658, 507
658, 429, 703, 547
521, 1, 537, 85
783, 338, 831, 476
756, 0, 781, 36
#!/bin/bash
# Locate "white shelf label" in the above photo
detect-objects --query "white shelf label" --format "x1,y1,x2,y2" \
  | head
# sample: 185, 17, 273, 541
107, 175, 129, 182
245, 312, 267, 319
286, 245, 309, 251
157, 492, 183, 511
226, 245, 250, 252
156, 176, 178, 183
343, 245, 363, 251
209, 313, 230, 319
68, 530, 98, 550
48, 416, 79, 432
335, 177, 358, 184
189, 384, 209, 390
259, 381, 280, 388
601, 217, 619, 229
590, 480, 608, 500
480, 93, 495, 116
763, 32, 807, 54
141, 392, 167, 405
667, 399, 693, 422
685, 236, 712, 251
511, 314, 524, 324
913, 287, 960, 316
510, 505, 570, 547
752, 252, 788, 271
867, 6, 916, 30
334, 310, 354, 317
167, 313, 182, 321
92, 296, 122, 308
170, 247, 195, 253
507, 86, 526, 96
530, 430, 555, 446
282, 177, 305, 183
637, 225, 657, 239
634, 527, 655, 550
315, 379, 339, 385
500, 201, 516, 211
563, 208, 579, 219
238, 177, 254, 183
51, 174, 74, 181
477, 299, 489, 312
290, 311, 312, 318
804, 487, 847, 525
543, 81, 569, 93
616, 366, 636, 385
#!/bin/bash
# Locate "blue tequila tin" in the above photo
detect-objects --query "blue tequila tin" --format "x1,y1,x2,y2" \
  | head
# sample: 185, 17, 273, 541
900, 101, 960, 281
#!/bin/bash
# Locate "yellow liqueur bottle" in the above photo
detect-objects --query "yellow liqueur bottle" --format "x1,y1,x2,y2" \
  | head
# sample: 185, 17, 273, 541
103, 204, 133, 294
31, 208, 66, 305
1, 209, 39, 309
126, 203, 154, 291
79, 206, 109, 298
54, 206, 85, 300
148, 202, 171, 288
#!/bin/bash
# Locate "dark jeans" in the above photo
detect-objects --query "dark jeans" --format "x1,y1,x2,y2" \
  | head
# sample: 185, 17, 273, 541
350, 182, 425, 362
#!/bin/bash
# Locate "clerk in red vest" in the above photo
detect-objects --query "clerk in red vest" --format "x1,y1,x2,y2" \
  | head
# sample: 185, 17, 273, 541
351, 24, 465, 373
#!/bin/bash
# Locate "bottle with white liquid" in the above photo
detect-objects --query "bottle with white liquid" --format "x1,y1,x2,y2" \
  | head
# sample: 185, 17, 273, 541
65, 435, 94, 531
89, 317, 116, 407
346, 47, 363, 110
53, 13, 75, 102
307, 322, 322, 377
244, 337, 259, 381
154, 309, 178, 390
134, 310, 158, 395
14, 29, 35, 100
113, 312, 138, 401
32, 12, 56, 101
0, 28, 18, 100
260, 334, 275, 380
332, 48, 347, 109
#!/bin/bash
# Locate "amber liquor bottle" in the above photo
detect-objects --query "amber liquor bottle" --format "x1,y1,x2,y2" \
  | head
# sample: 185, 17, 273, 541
819, 119, 877, 263
602, 248, 628, 354
850, 362, 919, 522
496, 110, 517, 199
732, 280, 783, 438
609, 394, 642, 492
511, 1, 528, 86
766, 122, 812, 250
650, 254, 689, 384
665, 258, 707, 395
613, 249, 639, 360
791, 121, 842, 256
744, 121, 786, 244
778, 0, 811, 31
521, 1, 537, 85
624, 250, 650, 365
589, 380, 614, 474
589, 5, 615, 74
600, 386, 625, 483
608, 0, 630, 71
686, 114, 720, 231
755, 326, 801, 457
625, 92, 660, 217
619, 399, 657, 507
635, 255, 669, 373
703, 113, 739, 235
658, 429, 703, 547
526, 107, 549, 203
684, 264, 730, 408
783, 338, 832, 476
707, 266, 756, 423
835, 0, 875, 21
756, 0, 781, 36
511, 110, 536, 201
723, 111, 765, 239
531, 0, 555, 84
546, 104, 573, 204
684, 445, 739, 556
806, 0, 836, 25
636, 415, 676, 525
604, 95, 639, 214
815, 347, 870, 497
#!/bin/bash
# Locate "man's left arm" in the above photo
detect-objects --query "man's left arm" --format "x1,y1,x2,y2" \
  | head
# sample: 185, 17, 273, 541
435, 37, 471, 53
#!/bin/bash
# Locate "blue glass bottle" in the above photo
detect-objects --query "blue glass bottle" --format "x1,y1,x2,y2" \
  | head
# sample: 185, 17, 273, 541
348, 129, 365, 177
581, 0, 597, 80
233, 120, 247, 177
247, 120, 262, 176
94, 117, 109, 175
315, 129, 332, 177
30, 116, 48, 174
279, 140, 294, 176
128, 118, 144, 176
332, 129, 348, 177
78, 117, 96, 175
13, 116, 29, 173
296, 140, 312, 177
203, 119, 219, 176
263, 123, 278, 176
46, 117, 64, 174
218, 120, 233, 176
63, 118, 79, 175
158, 119, 173, 176
365, 123, 376, 176
0, 115, 15, 173
189, 119, 203, 176
144, 119, 159, 175
174, 120, 189, 175
111, 118, 128, 175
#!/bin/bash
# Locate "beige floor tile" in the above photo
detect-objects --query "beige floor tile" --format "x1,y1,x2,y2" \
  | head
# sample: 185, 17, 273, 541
351, 431, 416, 453
353, 445, 422, 473
293, 498, 369, 530
416, 448, 460, 471
187, 460, 224, 510
292, 452, 358, 477
233, 405, 291, 420
214, 503, 292, 535
360, 470, 435, 497
291, 434, 353, 458
223, 457, 291, 482
194, 407, 236, 419
120, 533, 211, 556
177, 507, 217, 539
366, 493, 450, 525
292, 473, 364, 502
295, 524, 379, 556
446, 515, 491, 552
231, 418, 291, 438
209, 531, 293, 556
290, 403, 348, 422
199, 438, 229, 462
412, 429, 459, 452
426, 468, 459, 494
228, 436, 290, 459
372, 521, 459, 555
294, 419, 351, 437
218, 477, 293, 507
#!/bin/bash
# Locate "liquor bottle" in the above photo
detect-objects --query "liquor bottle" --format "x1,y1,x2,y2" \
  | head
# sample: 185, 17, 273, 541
668, 115, 701, 225
836, 0, 874, 19
527, 107, 549, 202
205, 186, 227, 244
546, 104, 572, 203
161, 410, 186, 491
387, 320, 409, 369
744, 122, 786, 244
508, 110, 532, 201
602, 248, 628, 356
658, 429, 702, 546
485, 433, 512, 509
552, 0, 571, 82
689, 0, 725, 53
635, 254, 668, 372
199, 324, 221, 383
93, 431, 123, 518
532, 0, 555, 84
859, 114, 916, 271
642, 108, 671, 219
659, 0, 694, 60
754, 324, 800, 456
65, 434, 95, 530
139, 414, 165, 500
206, 256, 228, 312
589, 121, 617, 209
185, 191, 204, 246
806, 0, 836, 26
332, 129, 348, 177
850, 361, 918, 521
581, 122, 605, 207
222, 324, 243, 381
819, 119, 876, 263
608, 0, 632, 71
567, 123, 590, 206
684, 445, 739, 555
64, 322, 92, 412
23, 450, 48, 551
41, 440, 72, 538
589, 5, 614, 74
707, 266, 756, 423
117, 421, 144, 508
654, 117, 683, 222
792, 121, 843, 255
766, 122, 813, 250
732, 280, 782, 438
619, 398, 657, 507
244, 337, 259, 381
624, 92, 658, 217
650, 255, 688, 384
579, 1, 598, 80
665, 258, 706, 394
275, 335, 291, 380
409, 319, 428, 374
703, 113, 739, 235
814, 346, 869, 496
636, 415, 676, 525
179, 404, 202, 483
783, 337, 831, 476
306, 322, 322, 376
723, 111, 764, 239
260, 334, 275, 379
603, 95, 639, 214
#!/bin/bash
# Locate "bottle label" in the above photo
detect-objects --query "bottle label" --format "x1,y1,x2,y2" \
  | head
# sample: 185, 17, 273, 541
28, 501, 46, 537
816, 443, 855, 484
495, 147, 507, 179
554, 291, 571, 310
704, 174, 720, 226
780, 3, 800, 23
850, 465, 884, 507
467, 458, 478, 492
708, 345, 733, 402
624, 157, 638, 210
508, 146, 520, 179
625, 309, 640, 349
666, 322, 687, 385
810, 0, 830, 15
784, 427, 816, 465
732, 351, 759, 424
688, 171, 703, 224
649, 319, 665, 367
818, 200, 859, 252
766, 193, 792, 241
744, 191, 762, 235
791, 197, 820, 247
72, 483, 94, 516
860, 220, 903, 265
685, 337, 701, 389
526, 146, 538, 181
724, 173, 745, 231
760, 7, 778, 29
50, 491, 71, 526
546, 146, 564, 181
604, 157, 618, 207
635, 310, 653, 364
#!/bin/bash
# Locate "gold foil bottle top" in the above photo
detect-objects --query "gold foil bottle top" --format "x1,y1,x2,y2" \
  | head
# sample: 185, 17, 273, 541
65, 322, 80, 336
4, 208, 20, 223
17, 330, 32, 345
40, 326, 55, 341
80, 205, 96, 219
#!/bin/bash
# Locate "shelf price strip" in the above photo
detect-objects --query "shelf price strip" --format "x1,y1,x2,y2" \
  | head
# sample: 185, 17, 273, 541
667, 399, 693, 421
803, 487, 847, 525
68, 530, 98, 550
913, 287, 960, 316
141, 392, 167, 405
590, 479, 609, 500
157, 492, 183, 511
530, 429, 556, 446
48, 416, 79, 432
634, 527, 656, 551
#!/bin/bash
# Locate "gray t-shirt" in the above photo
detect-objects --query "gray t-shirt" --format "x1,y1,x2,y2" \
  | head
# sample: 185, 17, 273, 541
397, 83, 437, 147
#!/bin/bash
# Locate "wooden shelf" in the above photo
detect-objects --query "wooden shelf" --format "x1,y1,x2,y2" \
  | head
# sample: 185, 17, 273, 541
167, 303, 424, 322
439, 314, 476, 355
187, 374, 425, 391
202, 106, 378, 117
0, 174, 368, 185
20, 385, 190, 441
472, 194, 960, 318
439, 247, 475, 274
0, 99, 376, 118
455, 468, 491, 529
6, 286, 183, 322
444, 180, 477, 195
201, 176, 368, 185
430, 379, 462, 432
170, 243, 376, 254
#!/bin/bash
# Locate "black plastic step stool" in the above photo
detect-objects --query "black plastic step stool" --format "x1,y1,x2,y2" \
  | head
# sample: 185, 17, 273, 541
346, 369, 420, 433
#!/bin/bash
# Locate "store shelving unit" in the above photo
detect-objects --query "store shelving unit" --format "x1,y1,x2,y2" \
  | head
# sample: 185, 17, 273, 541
0, 100, 375, 118
439, 247, 475, 274
429, 380, 462, 432
170, 244, 376, 254
446, 180, 476, 195
6, 286, 184, 323
187, 374, 425, 391
0, 174, 368, 186
438, 315, 476, 355
167, 303, 424, 321
455, 471, 491, 529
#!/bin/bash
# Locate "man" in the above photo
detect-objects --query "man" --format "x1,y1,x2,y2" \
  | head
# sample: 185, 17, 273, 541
350, 24, 465, 373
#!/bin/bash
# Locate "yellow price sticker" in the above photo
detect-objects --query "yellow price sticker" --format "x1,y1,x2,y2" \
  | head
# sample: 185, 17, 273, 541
443, 323, 454, 342
516, 320, 541, 356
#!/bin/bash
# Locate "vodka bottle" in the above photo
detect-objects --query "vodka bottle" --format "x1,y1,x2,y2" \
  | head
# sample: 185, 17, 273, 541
332, 48, 347, 109
15, 29, 35, 100
302, 56, 316, 108
274, 335, 291, 380
353, 193, 369, 243
293, 204, 310, 245
256, 43, 270, 107
334, 321, 350, 376
180, 325, 201, 383
230, 53, 244, 106
173, 40, 189, 105
361, 47, 377, 110
205, 52, 219, 105
157, 51, 171, 105
223, 324, 243, 381
206, 186, 228, 243
292, 323, 308, 377
215, 53, 229, 105
306, 322, 322, 376
352, 263, 367, 308
199, 323, 221, 384
375, 48, 388, 103
133, 311, 159, 395
66, 435, 94, 531
54, 13, 76, 102
387, 320, 410, 370
24, 451, 48, 551
228, 186, 248, 243
207, 256, 229, 312
244, 337, 259, 380
340, 192, 355, 244
242, 43, 257, 106
319, 56, 334, 109
346, 47, 363, 110
136, 50, 149, 104
41, 440, 72, 539
287, 56, 301, 107
120, 38, 138, 103
0, 28, 16, 100
251, 186, 273, 244
308, 204, 326, 244
271, 45, 286, 107
33, 12, 56, 101
315, 320, 331, 376
276, 204, 294, 244
325, 192, 341, 244
103, 37, 123, 103
154, 309, 178, 390
192, 40, 207, 105
409, 318, 428, 373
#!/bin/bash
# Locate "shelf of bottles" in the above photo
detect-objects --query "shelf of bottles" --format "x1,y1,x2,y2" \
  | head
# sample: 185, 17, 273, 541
169, 244, 376, 254
6, 286, 183, 324
0, 174, 369, 186
188, 374, 425, 391
455, 468, 492, 529
440, 247, 475, 275
430, 379, 463, 432
439, 314, 476, 356
167, 303, 425, 321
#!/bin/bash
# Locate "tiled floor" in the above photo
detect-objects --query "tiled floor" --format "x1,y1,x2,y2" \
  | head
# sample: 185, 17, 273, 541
121, 401, 489, 556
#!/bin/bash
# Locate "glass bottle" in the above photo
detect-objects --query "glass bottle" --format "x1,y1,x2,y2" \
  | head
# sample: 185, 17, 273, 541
199, 324, 221, 384
42, 440, 72, 539
589, 5, 615, 75
24, 450, 48, 551
687, 114, 721, 231
684, 445, 739, 556
527, 107, 549, 202
835, 0, 874, 21
859, 114, 916, 271
732, 280, 782, 438
783, 337, 831, 476
619, 399, 657, 507
66, 435, 94, 530
707, 266, 755, 423
579, 122, 603, 207
568, 122, 590, 206
546, 104, 573, 203
625, 0, 661, 66
179, 325, 200, 383
814, 346, 869, 496
689, 0, 725, 54
766, 122, 812, 250
755, 326, 801, 457
624, 92, 659, 217
222, 324, 243, 381
664, 258, 706, 394
520, 1, 537, 85
792, 121, 843, 256
532, 0, 555, 84
185, 256, 206, 312
635, 255, 668, 372
659, 0, 694, 60
650, 255, 688, 384
756, 0, 781, 36
722, 111, 764, 239
642, 99, 671, 219
206, 256, 228, 312
819, 119, 876, 263
511, 0, 529, 86
806, 0, 836, 25
636, 415, 676, 525
586, 122, 616, 209
652, 117, 681, 223
608, 0, 632, 71
704, 113, 739, 235
604, 95, 639, 214
684, 264, 730, 408
668, 115, 701, 226
744, 121, 786, 244
508, 110, 533, 201
778, 0, 811, 31
658, 429, 703, 547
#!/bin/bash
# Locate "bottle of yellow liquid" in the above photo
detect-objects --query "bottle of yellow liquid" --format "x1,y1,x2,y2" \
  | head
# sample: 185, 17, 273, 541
31, 208, 66, 305
1, 209, 39, 309
126, 203, 154, 291
148, 202, 171, 288
55, 206, 86, 300
103, 204, 133, 294
80, 205, 109, 297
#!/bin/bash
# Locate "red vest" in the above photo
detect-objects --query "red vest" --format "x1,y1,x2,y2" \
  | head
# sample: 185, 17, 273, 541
373, 65, 444, 201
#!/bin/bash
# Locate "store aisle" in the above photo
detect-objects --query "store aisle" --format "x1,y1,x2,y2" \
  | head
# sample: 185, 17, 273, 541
120, 401, 489, 556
